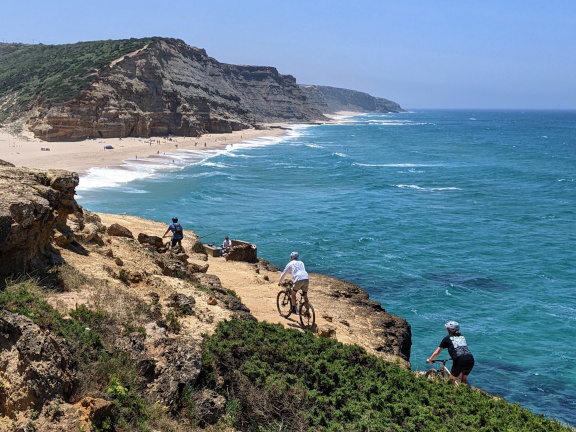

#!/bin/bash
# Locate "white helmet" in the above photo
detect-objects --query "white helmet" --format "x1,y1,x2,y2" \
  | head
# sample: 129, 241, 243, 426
445, 321, 460, 332
290, 251, 299, 260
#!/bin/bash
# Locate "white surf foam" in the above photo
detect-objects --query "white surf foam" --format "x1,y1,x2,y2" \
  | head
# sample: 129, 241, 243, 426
396, 184, 461, 192
78, 125, 311, 191
353, 162, 440, 168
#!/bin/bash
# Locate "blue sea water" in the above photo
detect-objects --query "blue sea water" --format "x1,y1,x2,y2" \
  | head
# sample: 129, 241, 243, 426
77, 110, 576, 426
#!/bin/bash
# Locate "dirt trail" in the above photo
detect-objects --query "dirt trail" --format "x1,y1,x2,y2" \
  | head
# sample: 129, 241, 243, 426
68, 213, 412, 367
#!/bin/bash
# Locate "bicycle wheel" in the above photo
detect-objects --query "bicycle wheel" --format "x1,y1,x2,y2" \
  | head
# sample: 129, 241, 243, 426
425, 369, 440, 380
299, 302, 315, 328
277, 291, 292, 317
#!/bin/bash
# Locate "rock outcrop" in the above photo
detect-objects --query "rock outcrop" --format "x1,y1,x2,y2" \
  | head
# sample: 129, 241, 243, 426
310, 273, 411, 363
0, 311, 78, 417
300, 85, 405, 114
0, 164, 79, 276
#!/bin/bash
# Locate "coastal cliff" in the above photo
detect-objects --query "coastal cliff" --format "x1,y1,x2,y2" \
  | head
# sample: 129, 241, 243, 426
300, 85, 405, 114
0, 38, 404, 142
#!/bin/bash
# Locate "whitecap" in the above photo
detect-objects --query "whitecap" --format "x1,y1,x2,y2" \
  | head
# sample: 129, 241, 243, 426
333, 152, 347, 158
306, 143, 324, 149
353, 162, 439, 168
396, 184, 460, 192
397, 184, 426, 190
201, 161, 230, 169
78, 165, 158, 190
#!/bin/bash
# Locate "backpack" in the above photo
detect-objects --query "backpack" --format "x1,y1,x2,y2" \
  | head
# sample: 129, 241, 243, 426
174, 223, 183, 236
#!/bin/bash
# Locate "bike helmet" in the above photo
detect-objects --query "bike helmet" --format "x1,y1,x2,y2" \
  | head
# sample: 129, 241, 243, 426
444, 321, 460, 332
290, 251, 299, 260
172, 217, 178, 223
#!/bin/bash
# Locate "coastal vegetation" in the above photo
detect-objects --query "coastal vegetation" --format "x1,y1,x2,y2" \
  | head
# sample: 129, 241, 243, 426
0, 275, 570, 432
0, 38, 158, 122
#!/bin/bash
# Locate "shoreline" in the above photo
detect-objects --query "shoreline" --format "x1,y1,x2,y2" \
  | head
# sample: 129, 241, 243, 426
0, 113, 360, 177
0, 126, 288, 175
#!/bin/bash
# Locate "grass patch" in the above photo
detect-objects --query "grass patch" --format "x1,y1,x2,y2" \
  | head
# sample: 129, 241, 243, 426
0, 277, 156, 430
0, 38, 159, 122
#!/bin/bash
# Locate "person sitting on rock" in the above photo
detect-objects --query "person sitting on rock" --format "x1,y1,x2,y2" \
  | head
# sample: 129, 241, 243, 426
163, 217, 184, 251
221, 236, 232, 256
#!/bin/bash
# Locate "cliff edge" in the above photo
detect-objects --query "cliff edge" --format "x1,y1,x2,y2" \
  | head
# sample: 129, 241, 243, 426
0, 163, 411, 430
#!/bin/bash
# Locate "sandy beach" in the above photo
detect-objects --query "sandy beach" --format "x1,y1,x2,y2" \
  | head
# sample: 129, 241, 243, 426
0, 126, 288, 174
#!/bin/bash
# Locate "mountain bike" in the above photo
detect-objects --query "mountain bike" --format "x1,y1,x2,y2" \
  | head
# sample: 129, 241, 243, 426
277, 281, 315, 329
425, 359, 452, 380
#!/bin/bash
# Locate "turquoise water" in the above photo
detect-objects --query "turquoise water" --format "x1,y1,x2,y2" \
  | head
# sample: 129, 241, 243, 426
78, 110, 576, 425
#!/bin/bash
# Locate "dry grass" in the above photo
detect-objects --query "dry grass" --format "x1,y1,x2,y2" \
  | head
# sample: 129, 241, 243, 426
87, 281, 153, 330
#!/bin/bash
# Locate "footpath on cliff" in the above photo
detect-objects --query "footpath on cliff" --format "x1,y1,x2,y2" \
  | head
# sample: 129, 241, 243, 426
79, 213, 412, 368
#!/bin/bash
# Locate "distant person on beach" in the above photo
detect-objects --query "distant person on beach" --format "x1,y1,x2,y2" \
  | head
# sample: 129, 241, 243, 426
427, 321, 475, 386
278, 251, 309, 314
221, 236, 232, 256
163, 217, 184, 251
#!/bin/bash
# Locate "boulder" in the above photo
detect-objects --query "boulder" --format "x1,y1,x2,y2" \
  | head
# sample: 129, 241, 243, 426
225, 241, 258, 263
193, 389, 226, 425
0, 311, 78, 417
187, 262, 209, 274
168, 292, 196, 315
146, 336, 202, 405
317, 324, 337, 339
137, 233, 164, 248
75, 397, 116, 431
107, 223, 133, 238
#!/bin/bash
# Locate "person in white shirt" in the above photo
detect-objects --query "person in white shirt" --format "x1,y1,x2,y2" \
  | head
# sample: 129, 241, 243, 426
278, 251, 309, 314
221, 236, 232, 256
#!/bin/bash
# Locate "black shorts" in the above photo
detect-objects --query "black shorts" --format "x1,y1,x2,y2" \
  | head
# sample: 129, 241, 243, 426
451, 357, 475, 377
171, 238, 182, 247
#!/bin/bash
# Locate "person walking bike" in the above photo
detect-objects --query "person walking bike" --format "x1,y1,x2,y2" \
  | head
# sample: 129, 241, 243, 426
427, 321, 475, 387
163, 217, 184, 251
278, 251, 309, 315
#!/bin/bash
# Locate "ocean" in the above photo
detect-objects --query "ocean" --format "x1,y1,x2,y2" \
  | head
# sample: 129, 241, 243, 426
77, 110, 576, 426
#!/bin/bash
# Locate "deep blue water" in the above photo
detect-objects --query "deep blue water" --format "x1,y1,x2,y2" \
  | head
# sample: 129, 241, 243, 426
78, 110, 576, 426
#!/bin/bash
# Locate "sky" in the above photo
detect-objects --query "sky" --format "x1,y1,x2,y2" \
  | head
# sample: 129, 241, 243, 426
1, 0, 575, 109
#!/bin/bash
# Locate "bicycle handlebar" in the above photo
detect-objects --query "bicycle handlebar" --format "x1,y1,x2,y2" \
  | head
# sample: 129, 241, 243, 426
429, 359, 451, 364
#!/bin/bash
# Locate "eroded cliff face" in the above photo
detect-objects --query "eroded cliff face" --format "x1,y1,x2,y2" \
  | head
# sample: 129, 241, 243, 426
0, 162, 79, 275
26, 39, 326, 141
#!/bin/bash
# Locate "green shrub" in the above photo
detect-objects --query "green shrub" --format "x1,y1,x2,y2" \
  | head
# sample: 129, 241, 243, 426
0, 278, 154, 431
0, 38, 159, 122
192, 241, 207, 255
199, 318, 570, 432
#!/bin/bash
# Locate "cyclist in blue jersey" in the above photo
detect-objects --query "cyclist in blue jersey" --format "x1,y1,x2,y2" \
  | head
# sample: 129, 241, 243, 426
163, 217, 184, 250
427, 321, 475, 386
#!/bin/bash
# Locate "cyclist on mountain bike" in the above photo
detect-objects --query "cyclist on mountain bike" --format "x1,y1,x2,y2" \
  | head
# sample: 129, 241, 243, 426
278, 251, 309, 315
426, 321, 475, 386
163, 217, 184, 250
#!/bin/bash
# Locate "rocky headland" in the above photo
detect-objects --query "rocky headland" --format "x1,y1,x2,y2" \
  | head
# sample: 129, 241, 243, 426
0, 38, 404, 142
